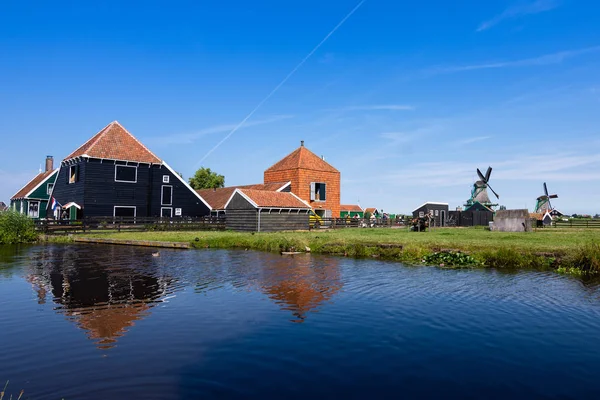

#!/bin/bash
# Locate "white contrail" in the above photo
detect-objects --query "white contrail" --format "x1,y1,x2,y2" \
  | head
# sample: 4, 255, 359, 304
196, 0, 366, 166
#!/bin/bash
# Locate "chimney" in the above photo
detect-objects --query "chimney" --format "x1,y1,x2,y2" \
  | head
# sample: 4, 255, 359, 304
300, 140, 304, 147
45, 156, 54, 172
321, 155, 325, 161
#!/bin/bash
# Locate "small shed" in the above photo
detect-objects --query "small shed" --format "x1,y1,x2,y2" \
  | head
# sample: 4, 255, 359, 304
412, 202, 449, 227
225, 189, 311, 232
340, 204, 364, 218
492, 209, 532, 232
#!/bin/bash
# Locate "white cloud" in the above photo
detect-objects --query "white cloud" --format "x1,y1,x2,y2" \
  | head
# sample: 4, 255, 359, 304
430, 46, 600, 75
477, 0, 559, 32
144, 115, 293, 146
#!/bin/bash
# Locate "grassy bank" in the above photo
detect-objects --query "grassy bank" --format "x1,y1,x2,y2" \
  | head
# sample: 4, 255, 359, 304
52, 227, 600, 275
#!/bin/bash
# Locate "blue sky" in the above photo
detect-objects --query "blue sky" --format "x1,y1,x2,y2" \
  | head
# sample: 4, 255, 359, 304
1, 0, 600, 214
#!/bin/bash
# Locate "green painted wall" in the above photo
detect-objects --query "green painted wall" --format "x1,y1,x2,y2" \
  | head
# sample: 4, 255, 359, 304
340, 211, 364, 218
10, 173, 56, 219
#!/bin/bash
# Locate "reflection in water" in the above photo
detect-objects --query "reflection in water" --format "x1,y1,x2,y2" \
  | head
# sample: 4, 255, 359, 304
25, 245, 174, 349
259, 255, 341, 323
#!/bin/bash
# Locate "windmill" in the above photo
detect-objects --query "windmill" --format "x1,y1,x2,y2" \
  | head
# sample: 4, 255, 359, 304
534, 182, 558, 213
465, 166, 499, 209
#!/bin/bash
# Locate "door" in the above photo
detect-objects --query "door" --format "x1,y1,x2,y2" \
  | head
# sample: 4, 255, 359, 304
28, 201, 40, 218
440, 210, 446, 227
161, 207, 173, 218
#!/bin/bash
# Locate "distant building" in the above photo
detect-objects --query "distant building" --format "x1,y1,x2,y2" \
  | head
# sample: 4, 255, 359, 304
197, 182, 290, 217
412, 202, 449, 227
264, 141, 341, 218
364, 208, 380, 218
10, 156, 58, 218
340, 204, 364, 218
48, 121, 211, 219
0, 202, 8, 212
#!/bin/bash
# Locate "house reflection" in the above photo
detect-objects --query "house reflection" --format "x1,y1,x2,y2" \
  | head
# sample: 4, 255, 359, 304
259, 255, 342, 323
26, 245, 173, 349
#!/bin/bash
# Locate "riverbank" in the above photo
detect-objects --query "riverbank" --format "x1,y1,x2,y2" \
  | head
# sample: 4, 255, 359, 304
44, 227, 600, 275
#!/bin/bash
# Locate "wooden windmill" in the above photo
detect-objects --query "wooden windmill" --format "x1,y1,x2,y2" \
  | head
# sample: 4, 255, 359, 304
534, 182, 558, 213
465, 166, 499, 209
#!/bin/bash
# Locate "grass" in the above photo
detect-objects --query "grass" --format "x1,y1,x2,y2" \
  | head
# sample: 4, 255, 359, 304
54, 227, 600, 275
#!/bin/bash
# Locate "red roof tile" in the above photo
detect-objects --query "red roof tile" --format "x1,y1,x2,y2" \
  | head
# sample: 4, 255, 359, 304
340, 204, 363, 212
197, 182, 291, 210
237, 189, 310, 209
196, 187, 237, 210
265, 145, 339, 173
11, 170, 57, 200
64, 121, 161, 164
365, 208, 377, 214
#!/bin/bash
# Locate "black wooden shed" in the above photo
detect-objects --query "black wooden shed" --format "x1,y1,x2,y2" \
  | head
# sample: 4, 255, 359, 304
412, 202, 449, 227
225, 189, 311, 232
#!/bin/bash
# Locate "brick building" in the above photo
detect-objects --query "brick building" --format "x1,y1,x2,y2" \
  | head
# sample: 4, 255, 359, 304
264, 141, 341, 218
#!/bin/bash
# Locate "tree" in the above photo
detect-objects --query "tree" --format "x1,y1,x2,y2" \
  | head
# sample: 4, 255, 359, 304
188, 167, 225, 190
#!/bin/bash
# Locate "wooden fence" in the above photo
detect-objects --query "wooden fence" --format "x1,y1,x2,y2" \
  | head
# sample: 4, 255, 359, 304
35, 216, 226, 234
553, 219, 600, 229
316, 217, 409, 229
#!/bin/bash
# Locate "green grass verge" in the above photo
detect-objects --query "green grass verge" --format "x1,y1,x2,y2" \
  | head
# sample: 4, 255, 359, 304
46, 227, 600, 276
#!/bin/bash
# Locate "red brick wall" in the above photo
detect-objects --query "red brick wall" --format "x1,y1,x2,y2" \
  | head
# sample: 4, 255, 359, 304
265, 169, 341, 217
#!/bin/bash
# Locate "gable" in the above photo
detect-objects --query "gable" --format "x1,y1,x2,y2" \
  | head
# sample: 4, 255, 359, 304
265, 146, 339, 173
11, 169, 58, 200
64, 121, 161, 164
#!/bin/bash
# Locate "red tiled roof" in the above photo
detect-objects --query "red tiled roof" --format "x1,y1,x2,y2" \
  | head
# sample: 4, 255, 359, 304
197, 182, 291, 210
238, 189, 310, 208
64, 121, 161, 164
196, 187, 237, 210
365, 208, 377, 214
340, 204, 363, 212
11, 170, 57, 200
265, 145, 339, 173
237, 182, 289, 191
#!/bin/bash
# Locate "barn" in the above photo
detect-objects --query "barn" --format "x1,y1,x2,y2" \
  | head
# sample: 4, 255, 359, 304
225, 188, 311, 232
449, 201, 494, 227
47, 121, 211, 219
412, 202, 449, 227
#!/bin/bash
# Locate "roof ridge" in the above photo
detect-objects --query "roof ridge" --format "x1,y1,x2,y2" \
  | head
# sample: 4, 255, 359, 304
67, 121, 114, 159
112, 121, 162, 163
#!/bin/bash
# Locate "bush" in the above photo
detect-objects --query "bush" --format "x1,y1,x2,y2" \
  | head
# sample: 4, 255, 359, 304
423, 251, 479, 267
0, 210, 38, 244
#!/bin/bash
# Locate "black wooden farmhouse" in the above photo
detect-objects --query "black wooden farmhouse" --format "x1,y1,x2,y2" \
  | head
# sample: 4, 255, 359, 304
47, 121, 211, 219
412, 202, 449, 227
225, 188, 311, 231
449, 201, 494, 227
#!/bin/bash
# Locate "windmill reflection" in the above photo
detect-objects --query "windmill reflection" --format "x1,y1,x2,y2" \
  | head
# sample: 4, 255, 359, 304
259, 255, 341, 323
26, 245, 174, 349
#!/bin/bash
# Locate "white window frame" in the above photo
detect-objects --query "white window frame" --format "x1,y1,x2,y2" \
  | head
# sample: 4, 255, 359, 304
310, 182, 327, 202
69, 165, 78, 184
28, 201, 40, 218
419, 211, 424, 218
161, 185, 173, 206
113, 206, 137, 217
47, 183, 54, 195
161, 207, 173, 218
175, 208, 182, 216
114, 165, 138, 183
162, 175, 170, 183
435, 209, 439, 216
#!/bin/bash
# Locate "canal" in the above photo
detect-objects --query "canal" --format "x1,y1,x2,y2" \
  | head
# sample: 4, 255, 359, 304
1, 244, 600, 399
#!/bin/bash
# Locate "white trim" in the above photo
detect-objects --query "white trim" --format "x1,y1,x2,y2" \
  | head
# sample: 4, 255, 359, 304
113, 205, 136, 217
46, 182, 54, 196
161, 185, 173, 206
63, 202, 82, 210
161, 207, 173, 217
23, 169, 58, 199
162, 175, 170, 183
412, 202, 449, 213
275, 181, 292, 192
114, 165, 138, 183
289, 191, 312, 209
224, 188, 258, 209
28, 200, 40, 218
162, 161, 212, 210
68, 165, 79, 184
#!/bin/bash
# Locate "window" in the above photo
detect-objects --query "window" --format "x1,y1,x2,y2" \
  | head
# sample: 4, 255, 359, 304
435, 210, 439, 216
114, 206, 136, 217
162, 175, 170, 183
68, 165, 79, 184
310, 182, 327, 201
115, 165, 137, 183
47, 183, 54, 195
175, 208, 182, 216
161, 207, 173, 218
28, 201, 39, 218
419, 211, 424, 218
161, 185, 173, 205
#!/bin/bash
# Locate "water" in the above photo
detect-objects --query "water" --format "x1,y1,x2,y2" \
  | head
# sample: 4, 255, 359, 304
1, 244, 600, 399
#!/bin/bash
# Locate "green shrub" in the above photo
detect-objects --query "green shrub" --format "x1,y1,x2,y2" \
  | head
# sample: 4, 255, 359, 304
0, 211, 38, 244
563, 243, 600, 274
423, 251, 479, 267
